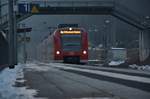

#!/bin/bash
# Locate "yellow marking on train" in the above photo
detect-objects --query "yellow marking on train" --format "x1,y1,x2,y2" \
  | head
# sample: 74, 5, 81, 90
61, 31, 81, 34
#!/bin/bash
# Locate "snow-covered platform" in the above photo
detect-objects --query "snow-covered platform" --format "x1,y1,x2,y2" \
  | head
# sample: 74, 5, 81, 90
0, 62, 150, 99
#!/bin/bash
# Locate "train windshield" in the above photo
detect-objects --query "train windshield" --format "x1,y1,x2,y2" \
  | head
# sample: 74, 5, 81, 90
61, 34, 81, 51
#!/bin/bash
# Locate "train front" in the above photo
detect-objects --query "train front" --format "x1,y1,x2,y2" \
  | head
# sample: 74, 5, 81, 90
54, 27, 88, 64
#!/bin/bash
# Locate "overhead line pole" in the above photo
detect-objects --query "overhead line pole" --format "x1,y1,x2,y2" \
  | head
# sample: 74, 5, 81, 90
0, 0, 1, 17
8, 0, 16, 68
14, 0, 17, 65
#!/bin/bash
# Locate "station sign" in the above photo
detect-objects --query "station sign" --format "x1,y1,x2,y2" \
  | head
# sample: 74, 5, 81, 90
18, 3, 30, 13
18, 3, 39, 14
17, 28, 32, 33
4, 28, 32, 33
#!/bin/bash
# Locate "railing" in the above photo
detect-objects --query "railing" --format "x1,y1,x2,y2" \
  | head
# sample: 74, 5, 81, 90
0, 0, 9, 29
0, 2, 8, 7
0, 0, 17, 28
19, 0, 115, 7
0, 14, 9, 26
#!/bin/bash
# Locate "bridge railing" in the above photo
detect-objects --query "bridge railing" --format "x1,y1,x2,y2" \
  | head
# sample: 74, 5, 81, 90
0, 0, 9, 29
19, 0, 115, 7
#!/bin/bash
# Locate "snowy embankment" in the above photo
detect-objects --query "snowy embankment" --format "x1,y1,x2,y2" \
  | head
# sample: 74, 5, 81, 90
129, 64, 150, 71
0, 63, 44, 99
108, 61, 125, 66
108, 61, 150, 71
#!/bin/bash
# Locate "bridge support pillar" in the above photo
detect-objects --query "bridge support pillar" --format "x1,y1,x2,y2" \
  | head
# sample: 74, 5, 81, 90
139, 30, 150, 62
8, 0, 17, 68
0, 33, 9, 66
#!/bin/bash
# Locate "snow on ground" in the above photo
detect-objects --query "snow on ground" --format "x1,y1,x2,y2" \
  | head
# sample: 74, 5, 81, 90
0, 63, 47, 99
25, 63, 50, 72
129, 64, 150, 71
51, 63, 150, 84
108, 61, 125, 66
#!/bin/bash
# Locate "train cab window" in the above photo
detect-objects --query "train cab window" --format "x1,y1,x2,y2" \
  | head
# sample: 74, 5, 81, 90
61, 34, 81, 51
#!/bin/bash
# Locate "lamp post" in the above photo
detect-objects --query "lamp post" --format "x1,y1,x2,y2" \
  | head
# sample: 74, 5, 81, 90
105, 19, 111, 48
102, 19, 110, 48
18, 23, 27, 64
22, 24, 27, 64
145, 16, 150, 28
103, 19, 111, 65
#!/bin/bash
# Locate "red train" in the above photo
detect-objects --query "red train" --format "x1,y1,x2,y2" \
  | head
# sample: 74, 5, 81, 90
37, 25, 88, 64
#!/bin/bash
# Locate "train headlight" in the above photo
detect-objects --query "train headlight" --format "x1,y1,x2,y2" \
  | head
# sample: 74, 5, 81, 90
69, 27, 72, 31
56, 51, 60, 55
60, 31, 64, 34
83, 50, 87, 54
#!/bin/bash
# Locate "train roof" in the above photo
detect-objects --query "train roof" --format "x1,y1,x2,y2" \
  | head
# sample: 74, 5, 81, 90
58, 24, 78, 28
